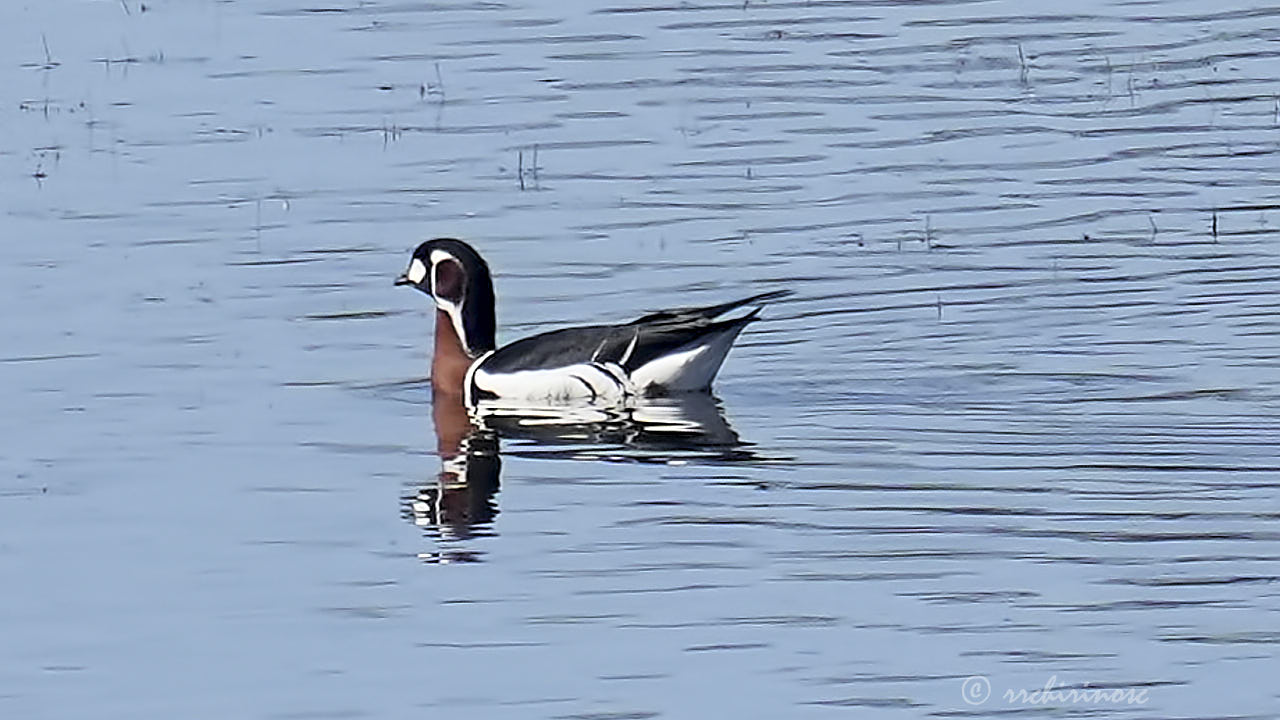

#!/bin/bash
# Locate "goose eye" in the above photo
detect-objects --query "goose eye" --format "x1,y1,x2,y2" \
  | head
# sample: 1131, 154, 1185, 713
433, 259, 465, 303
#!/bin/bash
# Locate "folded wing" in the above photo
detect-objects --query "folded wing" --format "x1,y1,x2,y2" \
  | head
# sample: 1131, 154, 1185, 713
470, 290, 789, 400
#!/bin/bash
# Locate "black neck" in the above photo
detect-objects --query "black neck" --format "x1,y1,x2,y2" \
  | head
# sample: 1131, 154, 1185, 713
460, 276, 496, 355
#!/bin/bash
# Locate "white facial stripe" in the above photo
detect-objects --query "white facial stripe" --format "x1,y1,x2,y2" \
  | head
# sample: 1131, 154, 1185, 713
440, 303, 471, 356
429, 249, 454, 266
407, 258, 428, 284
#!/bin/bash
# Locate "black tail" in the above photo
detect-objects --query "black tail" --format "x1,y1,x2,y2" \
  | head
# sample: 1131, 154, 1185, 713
629, 289, 792, 326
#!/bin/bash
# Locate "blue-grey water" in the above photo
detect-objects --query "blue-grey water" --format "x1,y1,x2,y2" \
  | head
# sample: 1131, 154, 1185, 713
3, 1, 1278, 718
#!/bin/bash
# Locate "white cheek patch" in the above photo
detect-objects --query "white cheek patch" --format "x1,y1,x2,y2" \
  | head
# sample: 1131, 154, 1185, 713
407, 258, 427, 284
429, 250, 454, 266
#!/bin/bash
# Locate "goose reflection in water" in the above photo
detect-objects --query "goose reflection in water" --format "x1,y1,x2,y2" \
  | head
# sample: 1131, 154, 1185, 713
402, 391, 768, 563
401, 388, 501, 561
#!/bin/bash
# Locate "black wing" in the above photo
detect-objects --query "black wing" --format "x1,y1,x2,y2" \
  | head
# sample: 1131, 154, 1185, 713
479, 290, 790, 374
628, 290, 792, 326
618, 311, 762, 372
477, 324, 629, 374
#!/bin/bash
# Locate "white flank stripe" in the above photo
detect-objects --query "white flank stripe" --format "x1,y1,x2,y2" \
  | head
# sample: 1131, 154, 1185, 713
463, 351, 494, 407
619, 328, 640, 366
471, 362, 633, 405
